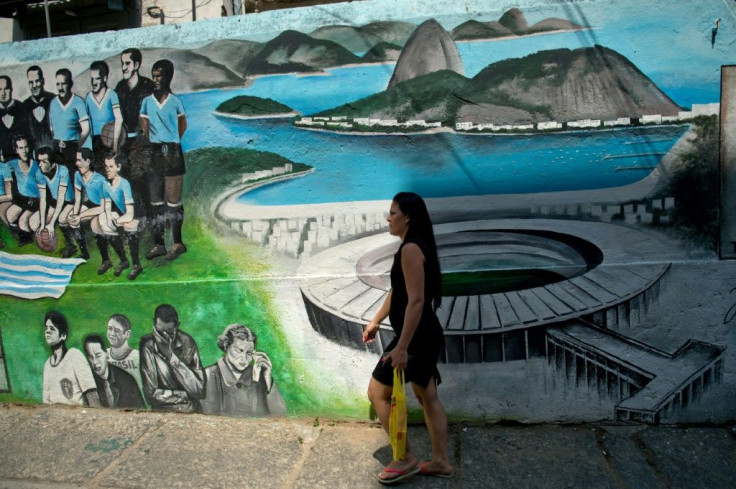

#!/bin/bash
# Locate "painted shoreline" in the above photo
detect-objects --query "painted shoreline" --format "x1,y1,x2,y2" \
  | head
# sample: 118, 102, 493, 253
214, 124, 696, 223
212, 168, 316, 223
214, 110, 300, 120
294, 125, 452, 137
293, 121, 691, 137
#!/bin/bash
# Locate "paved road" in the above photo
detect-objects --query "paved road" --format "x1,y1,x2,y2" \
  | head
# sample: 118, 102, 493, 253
0, 404, 734, 489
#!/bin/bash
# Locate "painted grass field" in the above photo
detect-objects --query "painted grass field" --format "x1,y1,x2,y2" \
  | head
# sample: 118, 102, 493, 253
0, 147, 365, 417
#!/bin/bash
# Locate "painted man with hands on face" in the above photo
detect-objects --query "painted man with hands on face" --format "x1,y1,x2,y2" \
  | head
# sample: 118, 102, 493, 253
139, 304, 204, 413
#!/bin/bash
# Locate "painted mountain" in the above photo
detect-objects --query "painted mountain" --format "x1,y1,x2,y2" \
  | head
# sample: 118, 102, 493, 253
361, 42, 403, 63
242, 30, 362, 76
312, 45, 681, 125
310, 21, 417, 53
388, 19, 464, 89
452, 7, 585, 41
193, 39, 263, 76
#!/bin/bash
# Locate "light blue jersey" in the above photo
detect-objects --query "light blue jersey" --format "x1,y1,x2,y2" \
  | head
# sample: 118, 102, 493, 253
140, 93, 185, 143
49, 94, 89, 142
103, 177, 133, 214
0, 162, 11, 196
74, 171, 106, 206
8, 159, 40, 198
35, 164, 73, 202
85, 89, 120, 136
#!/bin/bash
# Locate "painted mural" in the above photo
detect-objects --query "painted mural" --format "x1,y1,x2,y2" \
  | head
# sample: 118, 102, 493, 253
0, 0, 734, 424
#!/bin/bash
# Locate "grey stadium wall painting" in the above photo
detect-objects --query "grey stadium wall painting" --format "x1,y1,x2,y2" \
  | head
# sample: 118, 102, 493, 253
0, 0, 734, 423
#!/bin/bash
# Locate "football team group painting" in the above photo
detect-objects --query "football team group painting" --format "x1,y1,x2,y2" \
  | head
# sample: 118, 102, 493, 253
42, 304, 286, 416
0, 49, 292, 417
0, 49, 188, 280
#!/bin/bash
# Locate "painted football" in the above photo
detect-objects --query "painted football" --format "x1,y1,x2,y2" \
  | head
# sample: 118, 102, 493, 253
100, 121, 127, 149
36, 229, 59, 253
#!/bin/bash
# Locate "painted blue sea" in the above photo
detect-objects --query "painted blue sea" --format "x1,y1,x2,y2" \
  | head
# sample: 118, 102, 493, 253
180, 72, 690, 206
177, 0, 728, 206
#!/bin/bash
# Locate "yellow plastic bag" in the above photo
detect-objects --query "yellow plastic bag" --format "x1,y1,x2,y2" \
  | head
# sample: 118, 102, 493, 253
388, 368, 407, 461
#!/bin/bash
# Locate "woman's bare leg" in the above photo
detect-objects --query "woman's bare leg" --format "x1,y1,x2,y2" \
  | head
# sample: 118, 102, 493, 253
367, 376, 418, 479
411, 378, 453, 475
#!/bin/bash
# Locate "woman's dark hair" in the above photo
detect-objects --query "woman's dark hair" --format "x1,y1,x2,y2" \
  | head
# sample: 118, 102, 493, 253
393, 192, 442, 309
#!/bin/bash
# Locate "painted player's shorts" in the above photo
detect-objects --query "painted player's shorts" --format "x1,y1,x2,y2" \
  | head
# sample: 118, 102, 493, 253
12, 194, 39, 212
150, 142, 185, 177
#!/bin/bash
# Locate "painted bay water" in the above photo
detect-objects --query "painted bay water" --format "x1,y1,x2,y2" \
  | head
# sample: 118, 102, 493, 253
179, 26, 709, 205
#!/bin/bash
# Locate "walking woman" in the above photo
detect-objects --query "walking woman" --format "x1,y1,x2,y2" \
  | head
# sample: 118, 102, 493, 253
362, 192, 453, 484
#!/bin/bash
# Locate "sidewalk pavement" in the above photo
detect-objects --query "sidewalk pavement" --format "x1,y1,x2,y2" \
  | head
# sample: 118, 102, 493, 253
0, 404, 734, 489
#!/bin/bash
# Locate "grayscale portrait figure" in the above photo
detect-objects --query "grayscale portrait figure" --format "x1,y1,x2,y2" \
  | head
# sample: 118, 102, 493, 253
0, 75, 27, 162
201, 324, 286, 417
139, 304, 204, 412
84, 334, 144, 409
42, 310, 100, 406
105, 313, 142, 390
23, 65, 54, 150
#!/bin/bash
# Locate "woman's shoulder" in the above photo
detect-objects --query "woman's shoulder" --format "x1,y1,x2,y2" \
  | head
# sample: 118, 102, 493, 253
401, 237, 428, 254
400, 240, 427, 262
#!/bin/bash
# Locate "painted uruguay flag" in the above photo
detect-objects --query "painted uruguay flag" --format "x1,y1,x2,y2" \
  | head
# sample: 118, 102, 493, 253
0, 251, 85, 300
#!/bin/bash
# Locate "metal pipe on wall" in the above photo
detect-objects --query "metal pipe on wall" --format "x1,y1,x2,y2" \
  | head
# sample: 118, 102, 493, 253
43, 0, 51, 37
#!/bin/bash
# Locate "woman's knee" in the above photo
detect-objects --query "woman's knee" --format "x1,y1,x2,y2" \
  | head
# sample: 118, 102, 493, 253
367, 378, 390, 405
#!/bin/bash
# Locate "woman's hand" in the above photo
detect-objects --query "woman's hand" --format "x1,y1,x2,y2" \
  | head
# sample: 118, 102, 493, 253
382, 347, 409, 371
251, 351, 273, 388
362, 320, 380, 343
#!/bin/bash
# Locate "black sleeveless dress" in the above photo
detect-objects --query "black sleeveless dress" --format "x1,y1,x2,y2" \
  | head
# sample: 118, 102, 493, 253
371, 237, 444, 388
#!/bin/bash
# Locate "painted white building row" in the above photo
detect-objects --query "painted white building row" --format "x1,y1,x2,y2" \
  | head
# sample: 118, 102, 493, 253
295, 116, 442, 130
240, 163, 293, 183
455, 103, 720, 133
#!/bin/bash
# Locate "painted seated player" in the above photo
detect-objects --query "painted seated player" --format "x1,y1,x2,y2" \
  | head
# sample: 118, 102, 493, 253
28, 146, 75, 255
5, 136, 41, 246
98, 152, 143, 280
67, 148, 107, 260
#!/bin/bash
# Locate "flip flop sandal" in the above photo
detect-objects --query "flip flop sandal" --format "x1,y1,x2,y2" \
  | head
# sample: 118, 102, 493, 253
377, 465, 420, 485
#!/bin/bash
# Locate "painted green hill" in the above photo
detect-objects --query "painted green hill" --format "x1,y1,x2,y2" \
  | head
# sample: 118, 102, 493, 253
464, 45, 681, 121
310, 45, 681, 128
215, 95, 295, 117
315, 69, 469, 124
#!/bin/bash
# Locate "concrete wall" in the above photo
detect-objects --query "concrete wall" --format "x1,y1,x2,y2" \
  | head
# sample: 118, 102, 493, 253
0, 0, 734, 424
